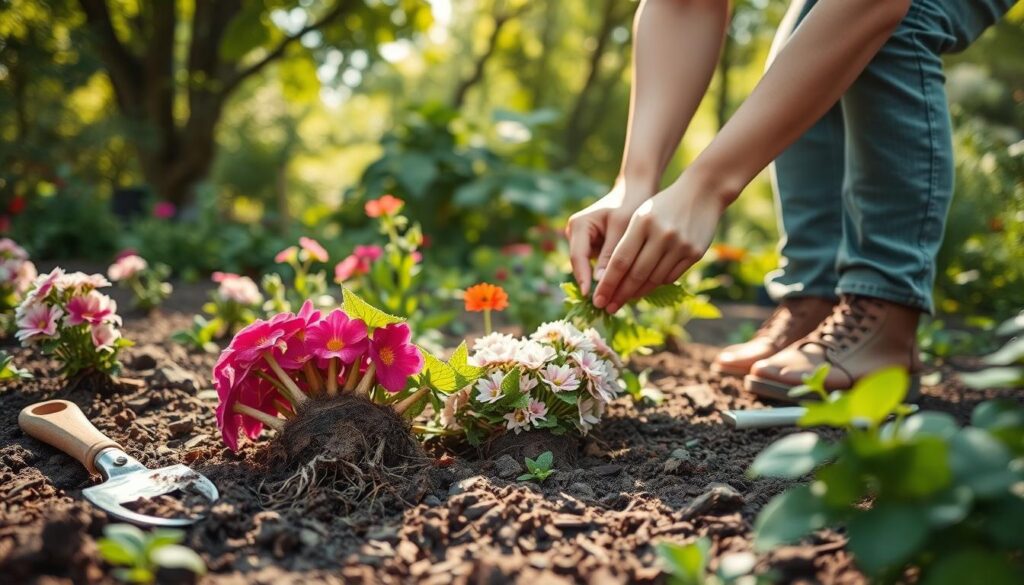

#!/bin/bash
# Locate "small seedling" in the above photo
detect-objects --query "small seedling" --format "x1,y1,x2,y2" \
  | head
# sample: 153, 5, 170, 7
517, 450, 555, 482
658, 537, 758, 585
97, 524, 206, 584
0, 351, 32, 383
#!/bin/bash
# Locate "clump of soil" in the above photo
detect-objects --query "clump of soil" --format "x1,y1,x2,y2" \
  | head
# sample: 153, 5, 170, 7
122, 484, 213, 520
485, 429, 580, 466
259, 394, 431, 516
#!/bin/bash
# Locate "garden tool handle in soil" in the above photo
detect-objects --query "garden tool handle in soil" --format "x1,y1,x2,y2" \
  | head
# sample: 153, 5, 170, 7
18, 400, 121, 475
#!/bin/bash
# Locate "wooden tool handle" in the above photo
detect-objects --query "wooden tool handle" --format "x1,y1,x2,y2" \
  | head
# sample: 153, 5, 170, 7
18, 400, 121, 475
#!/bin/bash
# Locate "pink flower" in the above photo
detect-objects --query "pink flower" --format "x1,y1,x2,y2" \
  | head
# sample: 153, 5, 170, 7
228, 319, 292, 367
14, 260, 37, 294
91, 322, 120, 351
15, 302, 63, 344
354, 245, 383, 263
275, 246, 298, 264
299, 237, 329, 263
540, 363, 580, 393
306, 309, 368, 364
153, 201, 176, 219
217, 275, 262, 306
108, 254, 148, 281
0, 238, 28, 260
369, 322, 424, 392
411, 251, 422, 264
211, 271, 237, 283
526, 399, 548, 425
364, 194, 404, 218
58, 271, 111, 293
474, 372, 504, 404
334, 256, 362, 283
28, 267, 64, 301
67, 291, 120, 326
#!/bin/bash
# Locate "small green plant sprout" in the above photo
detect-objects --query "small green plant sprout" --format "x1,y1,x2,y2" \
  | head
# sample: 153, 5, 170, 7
620, 367, 664, 405
107, 254, 173, 312
750, 366, 1024, 582
658, 537, 757, 585
97, 524, 205, 584
170, 315, 221, 354
517, 450, 555, 482
0, 351, 32, 383
561, 281, 720, 359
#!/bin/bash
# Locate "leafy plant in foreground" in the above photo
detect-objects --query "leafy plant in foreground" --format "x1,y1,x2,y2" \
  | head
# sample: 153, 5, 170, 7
750, 366, 1024, 583
517, 451, 555, 482
107, 253, 173, 312
97, 524, 205, 584
658, 537, 759, 585
561, 281, 720, 359
14, 268, 130, 378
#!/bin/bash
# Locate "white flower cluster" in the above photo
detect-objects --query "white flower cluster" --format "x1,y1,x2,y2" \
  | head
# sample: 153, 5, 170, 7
442, 320, 624, 439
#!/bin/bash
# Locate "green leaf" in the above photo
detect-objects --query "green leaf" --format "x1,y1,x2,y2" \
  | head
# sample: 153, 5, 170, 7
814, 458, 865, 507
972, 399, 1024, 431
920, 549, 1024, 585
802, 364, 830, 395
925, 486, 974, 528
554, 391, 579, 405
749, 432, 836, 479
611, 323, 664, 357
847, 504, 929, 575
149, 544, 206, 575
879, 438, 952, 499
960, 366, 1024, 389
535, 451, 553, 470
638, 284, 688, 308
97, 539, 137, 566
887, 411, 959, 441
342, 287, 404, 328
847, 367, 909, 426
754, 485, 829, 551
143, 529, 184, 557
517, 473, 536, 481
103, 524, 146, 560
682, 296, 722, 320
800, 393, 853, 428
949, 428, 1017, 497
658, 538, 711, 585
985, 494, 1024, 548
419, 349, 458, 393
449, 341, 484, 380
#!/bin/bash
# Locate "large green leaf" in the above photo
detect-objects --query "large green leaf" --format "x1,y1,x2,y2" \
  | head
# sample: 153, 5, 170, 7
847, 367, 908, 427
920, 549, 1024, 585
949, 428, 1018, 498
657, 538, 711, 585
847, 503, 929, 575
754, 485, 829, 551
749, 432, 836, 479
341, 287, 404, 328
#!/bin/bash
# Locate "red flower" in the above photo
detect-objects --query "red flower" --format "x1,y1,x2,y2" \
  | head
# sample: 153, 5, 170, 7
365, 194, 404, 218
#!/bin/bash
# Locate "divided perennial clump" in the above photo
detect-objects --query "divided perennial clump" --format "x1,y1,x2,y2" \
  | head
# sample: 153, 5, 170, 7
436, 320, 624, 444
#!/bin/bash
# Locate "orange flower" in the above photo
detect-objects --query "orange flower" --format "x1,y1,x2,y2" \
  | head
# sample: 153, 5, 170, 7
464, 283, 509, 312
712, 243, 747, 262
365, 194, 405, 218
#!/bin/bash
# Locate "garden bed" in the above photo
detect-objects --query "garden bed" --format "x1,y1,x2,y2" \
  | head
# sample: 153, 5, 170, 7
0, 304, 1015, 584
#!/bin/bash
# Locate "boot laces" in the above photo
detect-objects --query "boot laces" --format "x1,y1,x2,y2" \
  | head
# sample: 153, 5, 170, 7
811, 296, 881, 352
757, 302, 806, 343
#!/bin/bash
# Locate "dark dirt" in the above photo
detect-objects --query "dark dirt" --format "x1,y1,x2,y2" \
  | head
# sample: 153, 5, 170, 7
1, 299, 1021, 584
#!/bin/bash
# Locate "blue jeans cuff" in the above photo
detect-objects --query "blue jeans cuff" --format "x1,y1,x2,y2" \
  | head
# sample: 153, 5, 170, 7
837, 268, 932, 313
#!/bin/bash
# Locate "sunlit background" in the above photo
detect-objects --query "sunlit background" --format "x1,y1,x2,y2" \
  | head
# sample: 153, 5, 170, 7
1, 0, 1022, 317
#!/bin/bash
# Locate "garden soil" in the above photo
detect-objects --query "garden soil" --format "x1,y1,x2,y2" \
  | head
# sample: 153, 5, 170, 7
1, 297, 1020, 584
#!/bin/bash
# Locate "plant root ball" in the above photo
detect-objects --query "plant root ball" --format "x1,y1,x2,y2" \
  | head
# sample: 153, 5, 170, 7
260, 394, 430, 516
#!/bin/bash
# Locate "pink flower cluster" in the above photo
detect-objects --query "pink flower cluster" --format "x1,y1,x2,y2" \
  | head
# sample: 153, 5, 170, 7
334, 245, 382, 282
14, 268, 124, 372
275, 237, 329, 265
212, 272, 263, 306
214, 301, 425, 450
0, 238, 37, 299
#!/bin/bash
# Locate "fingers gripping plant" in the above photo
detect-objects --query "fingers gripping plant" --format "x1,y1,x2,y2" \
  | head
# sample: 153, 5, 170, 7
750, 365, 1024, 583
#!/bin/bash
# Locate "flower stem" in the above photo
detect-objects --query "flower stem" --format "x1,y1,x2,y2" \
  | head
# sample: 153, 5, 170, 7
274, 399, 296, 419
343, 356, 362, 391
233, 403, 285, 431
411, 424, 458, 436
326, 357, 339, 397
393, 387, 429, 416
263, 353, 307, 406
355, 363, 377, 396
484, 309, 492, 335
303, 362, 323, 396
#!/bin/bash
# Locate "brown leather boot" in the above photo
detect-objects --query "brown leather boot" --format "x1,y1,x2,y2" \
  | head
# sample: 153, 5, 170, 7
745, 295, 921, 403
712, 297, 836, 377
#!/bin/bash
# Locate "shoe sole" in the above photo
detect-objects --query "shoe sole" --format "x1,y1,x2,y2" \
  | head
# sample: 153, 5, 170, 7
711, 363, 751, 377
744, 374, 922, 404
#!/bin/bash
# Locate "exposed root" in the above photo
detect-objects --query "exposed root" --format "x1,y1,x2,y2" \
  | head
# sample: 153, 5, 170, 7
257, 394, 430, 517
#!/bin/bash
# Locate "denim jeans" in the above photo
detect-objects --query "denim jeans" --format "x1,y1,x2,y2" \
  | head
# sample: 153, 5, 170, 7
764, 0, 1014, 313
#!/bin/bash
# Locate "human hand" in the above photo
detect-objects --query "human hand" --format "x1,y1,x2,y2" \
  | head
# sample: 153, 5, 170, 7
565, 178, 654, 296
591, 173, 728, 313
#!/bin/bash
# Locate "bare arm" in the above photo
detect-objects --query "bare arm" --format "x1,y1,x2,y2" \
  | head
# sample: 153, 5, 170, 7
567, 0, 729, 295
593, 0, 913, 313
